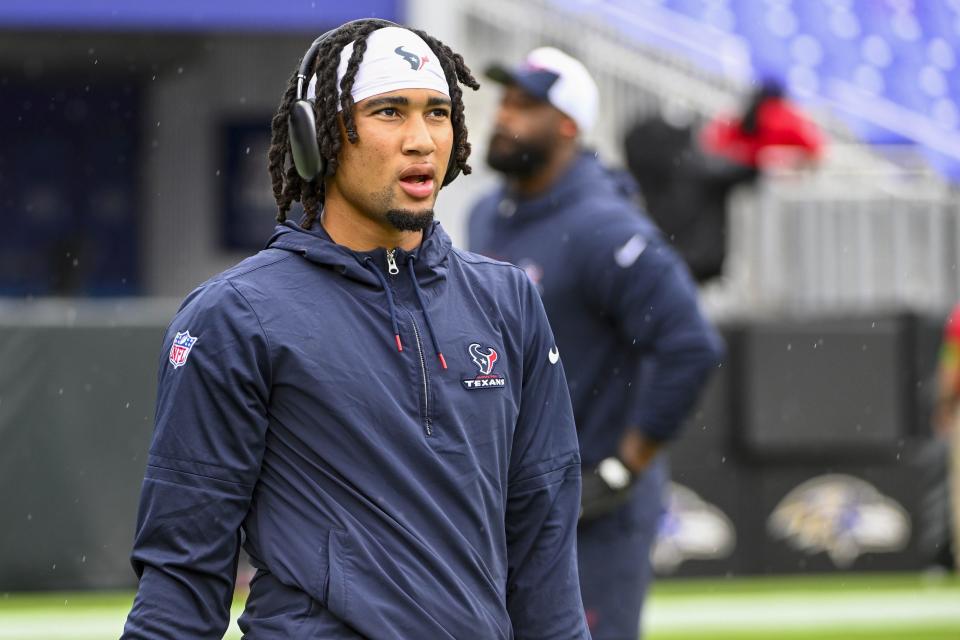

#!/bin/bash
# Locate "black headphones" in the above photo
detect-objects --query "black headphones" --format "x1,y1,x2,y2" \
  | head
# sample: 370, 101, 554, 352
287, 18, 461, 187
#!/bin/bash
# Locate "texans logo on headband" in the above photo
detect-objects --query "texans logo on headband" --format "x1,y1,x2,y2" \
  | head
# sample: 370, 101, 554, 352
395, 46, 428, 71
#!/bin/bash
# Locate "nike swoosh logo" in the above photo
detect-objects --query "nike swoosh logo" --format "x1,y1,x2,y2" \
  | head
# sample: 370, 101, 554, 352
614, 234, 647, 268
548, 346, 560, 364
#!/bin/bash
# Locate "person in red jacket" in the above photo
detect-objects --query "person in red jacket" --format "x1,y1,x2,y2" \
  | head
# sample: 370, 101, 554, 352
700, 79, 825, 170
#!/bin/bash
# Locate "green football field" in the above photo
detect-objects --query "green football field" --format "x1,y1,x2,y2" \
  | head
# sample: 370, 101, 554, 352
0, 573, 957, 639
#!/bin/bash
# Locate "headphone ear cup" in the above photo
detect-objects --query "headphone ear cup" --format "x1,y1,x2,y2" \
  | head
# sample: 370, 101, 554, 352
288, 99, 325, 181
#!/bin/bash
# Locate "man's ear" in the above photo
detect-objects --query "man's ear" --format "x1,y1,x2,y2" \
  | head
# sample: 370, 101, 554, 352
558, 114, 579, 140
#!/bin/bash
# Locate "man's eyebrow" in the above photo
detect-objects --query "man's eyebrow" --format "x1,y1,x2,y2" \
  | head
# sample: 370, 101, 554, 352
361, 96, 409, 110
361, 95, 452, 110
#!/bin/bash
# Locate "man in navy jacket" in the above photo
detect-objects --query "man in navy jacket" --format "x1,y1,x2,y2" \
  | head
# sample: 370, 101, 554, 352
469, 48, 724, 639
122, 21, 589, 639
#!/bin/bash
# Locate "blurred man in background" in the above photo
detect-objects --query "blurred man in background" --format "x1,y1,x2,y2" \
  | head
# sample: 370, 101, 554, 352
624, 115, 757, 284
122, 19, 590, 639
468, 47, 724, 639
624, 80, 825, 287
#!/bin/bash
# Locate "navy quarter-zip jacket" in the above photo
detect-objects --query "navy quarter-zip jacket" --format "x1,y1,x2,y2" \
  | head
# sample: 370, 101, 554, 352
468, 152, 724, 468
122, 221, 589, 639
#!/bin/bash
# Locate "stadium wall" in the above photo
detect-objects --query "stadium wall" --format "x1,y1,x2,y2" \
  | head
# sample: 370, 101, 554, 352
0, 310, 947, 590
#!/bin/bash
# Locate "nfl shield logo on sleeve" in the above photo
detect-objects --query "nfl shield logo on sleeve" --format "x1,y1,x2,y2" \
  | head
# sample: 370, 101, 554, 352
168, 330, 198, 368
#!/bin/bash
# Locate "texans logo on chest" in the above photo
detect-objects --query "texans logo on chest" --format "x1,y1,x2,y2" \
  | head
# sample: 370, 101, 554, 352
462, 343, 506, 390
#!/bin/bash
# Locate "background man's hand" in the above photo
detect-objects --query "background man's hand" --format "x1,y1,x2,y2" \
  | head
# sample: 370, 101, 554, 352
580, 457, 635, 522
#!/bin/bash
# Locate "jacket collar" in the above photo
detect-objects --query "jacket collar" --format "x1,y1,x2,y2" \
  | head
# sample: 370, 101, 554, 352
267, 216, 452, 287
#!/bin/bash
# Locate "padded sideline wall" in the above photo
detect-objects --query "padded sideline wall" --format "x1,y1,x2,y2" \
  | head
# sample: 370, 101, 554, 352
0, 310, 947, 589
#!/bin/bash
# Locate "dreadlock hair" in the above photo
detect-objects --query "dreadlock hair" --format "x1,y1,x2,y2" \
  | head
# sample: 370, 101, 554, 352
267, 20, 480, 228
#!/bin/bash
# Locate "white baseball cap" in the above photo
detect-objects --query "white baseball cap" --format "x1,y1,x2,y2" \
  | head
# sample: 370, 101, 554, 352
486, 47, 599, 134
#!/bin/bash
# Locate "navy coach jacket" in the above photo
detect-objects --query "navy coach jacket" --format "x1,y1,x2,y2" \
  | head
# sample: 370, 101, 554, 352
122, 221, 589, 639
468, 151, 724, 468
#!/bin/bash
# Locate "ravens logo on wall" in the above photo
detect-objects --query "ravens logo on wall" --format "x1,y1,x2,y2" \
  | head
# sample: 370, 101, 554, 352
768, 474, 910, 568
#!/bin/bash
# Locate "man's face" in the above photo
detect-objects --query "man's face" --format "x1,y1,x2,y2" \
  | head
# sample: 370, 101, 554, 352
329, 88, 453, 232
486, 85, 564, 176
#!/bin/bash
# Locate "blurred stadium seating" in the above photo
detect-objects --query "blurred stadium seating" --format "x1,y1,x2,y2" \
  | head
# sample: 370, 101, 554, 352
453, 0, 960, 314
557, 0, 960, 182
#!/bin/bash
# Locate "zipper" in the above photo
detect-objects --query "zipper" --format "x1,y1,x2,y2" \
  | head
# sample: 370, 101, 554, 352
386, 249, 399, 275
383, 252, 430, 436
407, 310, 432, 437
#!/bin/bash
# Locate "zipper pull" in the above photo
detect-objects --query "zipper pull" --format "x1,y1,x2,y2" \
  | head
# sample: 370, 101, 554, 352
386, 249, 400, 275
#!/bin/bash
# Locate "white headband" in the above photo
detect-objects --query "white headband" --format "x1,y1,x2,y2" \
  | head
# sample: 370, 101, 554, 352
306, 26, 449, 110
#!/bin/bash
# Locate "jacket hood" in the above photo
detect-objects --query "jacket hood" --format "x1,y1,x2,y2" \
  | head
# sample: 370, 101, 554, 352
266, 218, 453, 288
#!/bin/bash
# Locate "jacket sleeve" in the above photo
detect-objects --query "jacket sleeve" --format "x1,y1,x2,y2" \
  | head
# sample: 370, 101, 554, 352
122, 279, 271, 639
505, 277, 589, 639
578, 218, 724, 441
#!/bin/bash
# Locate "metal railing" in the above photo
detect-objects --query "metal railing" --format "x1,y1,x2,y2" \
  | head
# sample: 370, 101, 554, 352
721, 153, 960, 316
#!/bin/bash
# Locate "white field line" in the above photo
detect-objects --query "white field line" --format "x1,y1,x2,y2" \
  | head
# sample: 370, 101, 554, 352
0, 610, 243, 639
646, 590, 960, 632
0, 590, 958, 638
